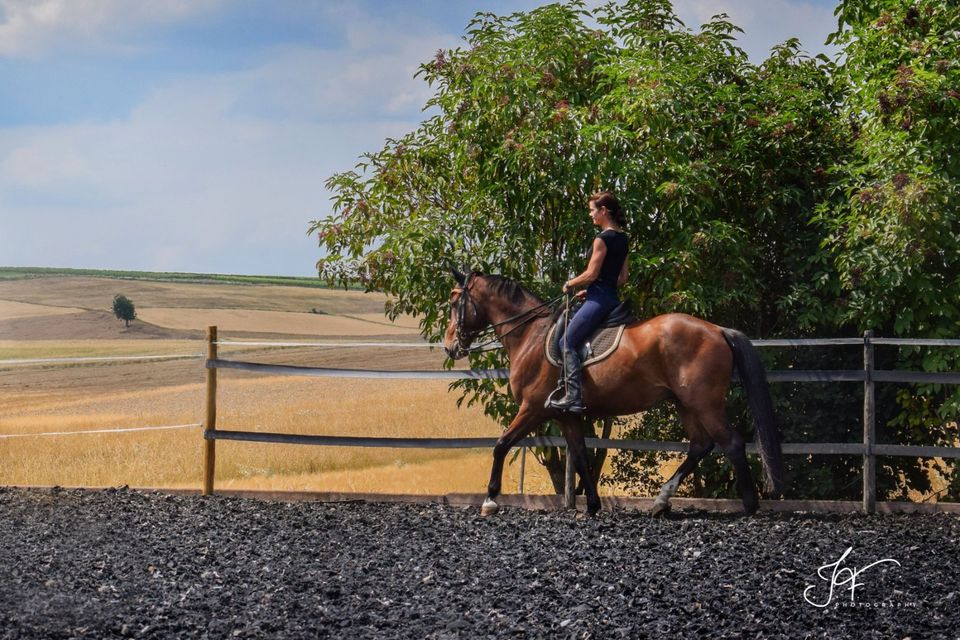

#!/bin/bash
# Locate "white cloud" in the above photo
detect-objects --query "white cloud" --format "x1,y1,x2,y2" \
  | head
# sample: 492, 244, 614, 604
0, 0, 221, 57
0, 134, 94, 187
0, 113, 414, 274
214, 42, 450, 122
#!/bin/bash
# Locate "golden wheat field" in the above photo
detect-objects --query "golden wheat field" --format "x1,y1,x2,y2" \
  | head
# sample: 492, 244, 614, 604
0, 275, 589, 495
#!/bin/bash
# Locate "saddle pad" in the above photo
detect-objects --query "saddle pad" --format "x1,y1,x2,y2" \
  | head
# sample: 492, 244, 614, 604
545, 323, 626, 368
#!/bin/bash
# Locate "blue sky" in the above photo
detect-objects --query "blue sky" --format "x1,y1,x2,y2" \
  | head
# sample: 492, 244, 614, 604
0, 0, 840, 277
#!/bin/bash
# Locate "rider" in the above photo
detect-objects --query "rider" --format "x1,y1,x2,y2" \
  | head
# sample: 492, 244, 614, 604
547, 191, 629, 413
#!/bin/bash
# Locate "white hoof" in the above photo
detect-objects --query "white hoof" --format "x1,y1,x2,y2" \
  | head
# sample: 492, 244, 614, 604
480, 498, 500, 517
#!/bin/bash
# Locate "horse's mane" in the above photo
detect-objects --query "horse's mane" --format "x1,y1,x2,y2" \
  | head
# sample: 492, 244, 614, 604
481, 274, 544, 306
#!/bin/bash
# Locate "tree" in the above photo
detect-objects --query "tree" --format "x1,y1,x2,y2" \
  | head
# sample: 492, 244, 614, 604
615, 0, 960, 501
804, 0, 960, 500
311, 0, 957, 501
113, 295, 136, 328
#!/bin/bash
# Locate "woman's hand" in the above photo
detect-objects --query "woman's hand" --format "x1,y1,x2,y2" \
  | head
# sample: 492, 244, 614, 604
563, 280, 573, 294
575, 290, 587, 300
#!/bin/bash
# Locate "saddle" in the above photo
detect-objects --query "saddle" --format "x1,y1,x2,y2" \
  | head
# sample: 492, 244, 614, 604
545, 301, 636, 368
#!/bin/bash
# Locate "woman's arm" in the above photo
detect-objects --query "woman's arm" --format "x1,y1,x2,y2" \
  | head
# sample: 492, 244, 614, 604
618, 256, 629, 287
563, 237, 606, 292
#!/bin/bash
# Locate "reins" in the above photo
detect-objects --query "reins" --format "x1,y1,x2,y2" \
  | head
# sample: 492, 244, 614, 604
466, 297, 562, 352
453, 275, 562, 355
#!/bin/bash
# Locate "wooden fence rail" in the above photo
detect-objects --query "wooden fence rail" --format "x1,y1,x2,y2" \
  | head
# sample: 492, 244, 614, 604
201, 327, 960, 513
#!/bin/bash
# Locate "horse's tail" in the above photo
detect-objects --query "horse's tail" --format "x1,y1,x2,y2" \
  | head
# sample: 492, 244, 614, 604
721, 328, 785, 495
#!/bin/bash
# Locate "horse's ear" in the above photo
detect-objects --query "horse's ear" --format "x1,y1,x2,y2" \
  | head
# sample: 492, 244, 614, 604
450, 266, 466, 286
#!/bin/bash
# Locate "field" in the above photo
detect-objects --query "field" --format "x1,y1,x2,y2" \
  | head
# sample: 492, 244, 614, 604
0, 271, 576, 495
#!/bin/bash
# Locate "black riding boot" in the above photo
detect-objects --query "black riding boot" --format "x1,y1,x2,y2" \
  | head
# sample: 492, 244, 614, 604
549, 348, 586, 413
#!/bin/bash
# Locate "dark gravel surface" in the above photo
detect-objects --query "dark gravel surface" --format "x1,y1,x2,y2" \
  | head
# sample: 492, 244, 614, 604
1, 488, 957, 639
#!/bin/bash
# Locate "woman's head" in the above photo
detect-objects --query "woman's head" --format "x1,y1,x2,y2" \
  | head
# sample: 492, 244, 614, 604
588, 191, 626, 228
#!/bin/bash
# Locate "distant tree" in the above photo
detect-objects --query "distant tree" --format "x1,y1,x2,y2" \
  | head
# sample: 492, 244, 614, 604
112, 295, 136, 328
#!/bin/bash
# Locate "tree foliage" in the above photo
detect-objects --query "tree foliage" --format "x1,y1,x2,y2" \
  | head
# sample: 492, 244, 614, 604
813, 0, 960, 500
112, 295, 136, 328
311, 0, 959, 501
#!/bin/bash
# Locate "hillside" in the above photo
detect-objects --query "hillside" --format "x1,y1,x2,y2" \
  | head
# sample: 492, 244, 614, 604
0, 274, 420, 342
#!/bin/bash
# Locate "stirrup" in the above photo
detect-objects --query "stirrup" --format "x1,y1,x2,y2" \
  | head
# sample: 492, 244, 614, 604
545, 387, 585, 413
549, 397, 586, 413
544, 384, 563, 409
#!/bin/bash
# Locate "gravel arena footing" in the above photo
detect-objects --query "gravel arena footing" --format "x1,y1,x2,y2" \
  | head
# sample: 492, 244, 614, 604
1, 488, 958, 639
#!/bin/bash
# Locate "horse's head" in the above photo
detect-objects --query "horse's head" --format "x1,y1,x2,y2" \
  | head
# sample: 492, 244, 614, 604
443, 268, 490, 360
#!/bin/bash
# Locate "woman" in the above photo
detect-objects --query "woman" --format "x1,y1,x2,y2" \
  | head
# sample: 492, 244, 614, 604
548, 191, 629, 413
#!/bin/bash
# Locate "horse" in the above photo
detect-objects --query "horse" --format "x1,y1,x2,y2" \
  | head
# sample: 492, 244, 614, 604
442, 269, 785, 517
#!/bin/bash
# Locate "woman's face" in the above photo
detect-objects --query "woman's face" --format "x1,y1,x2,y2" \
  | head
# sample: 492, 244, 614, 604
589, 200, 606, 227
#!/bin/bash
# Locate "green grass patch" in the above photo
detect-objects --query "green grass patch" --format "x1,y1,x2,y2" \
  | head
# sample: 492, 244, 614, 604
0, 267, 364, 290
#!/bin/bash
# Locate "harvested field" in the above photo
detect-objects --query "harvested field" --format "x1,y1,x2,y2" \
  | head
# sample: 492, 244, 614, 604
0, 371, 511, 490
0, 339, 203, 361
0, 310, 201, 341
136, 307, 419, 336
0, 273, 473, 493
0, 277, 392, 315
0, 488, 956, 639
0, 300, 84, 320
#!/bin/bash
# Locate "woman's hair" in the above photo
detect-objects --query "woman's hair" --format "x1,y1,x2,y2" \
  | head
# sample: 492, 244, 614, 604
589, 191, 627, 228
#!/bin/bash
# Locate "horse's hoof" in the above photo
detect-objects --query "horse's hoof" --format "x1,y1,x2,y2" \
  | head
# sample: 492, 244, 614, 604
480, 498, 500, 517
651, 501, 671, 518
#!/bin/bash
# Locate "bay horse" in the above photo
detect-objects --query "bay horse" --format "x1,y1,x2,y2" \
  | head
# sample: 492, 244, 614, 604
442, 269, 785, 517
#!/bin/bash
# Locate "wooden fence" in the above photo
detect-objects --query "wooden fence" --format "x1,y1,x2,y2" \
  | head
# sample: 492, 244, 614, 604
201, 327, 960, 513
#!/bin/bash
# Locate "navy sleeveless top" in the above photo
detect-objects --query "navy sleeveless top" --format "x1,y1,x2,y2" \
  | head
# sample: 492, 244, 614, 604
594, 229, 628, 290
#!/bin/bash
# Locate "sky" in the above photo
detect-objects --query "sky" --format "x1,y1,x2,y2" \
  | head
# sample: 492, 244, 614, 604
0, 0, 841, 277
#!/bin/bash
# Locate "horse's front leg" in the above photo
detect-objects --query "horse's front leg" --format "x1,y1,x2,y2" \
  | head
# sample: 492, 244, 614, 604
557, 415, 601, 516
483, 403, 540, 517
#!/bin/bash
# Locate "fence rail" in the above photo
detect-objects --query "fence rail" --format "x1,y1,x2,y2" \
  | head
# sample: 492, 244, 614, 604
201, 360, 960, 385
207, 358, 509, 380
201, 327, 960, 512
204, 430, 960, 459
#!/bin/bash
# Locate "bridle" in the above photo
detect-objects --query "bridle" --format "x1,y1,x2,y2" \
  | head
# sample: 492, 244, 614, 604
450, 273, 561, 358
452, 274, 483, 356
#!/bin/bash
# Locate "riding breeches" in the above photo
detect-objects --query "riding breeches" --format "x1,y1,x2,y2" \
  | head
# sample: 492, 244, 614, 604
563, 284, 619, 352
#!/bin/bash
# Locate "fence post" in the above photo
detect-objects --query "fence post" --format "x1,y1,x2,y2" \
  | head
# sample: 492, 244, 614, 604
564, 447, 575, 509
518, 446, 526, 494
863, 330, 876, 514
203, 326, 218, 496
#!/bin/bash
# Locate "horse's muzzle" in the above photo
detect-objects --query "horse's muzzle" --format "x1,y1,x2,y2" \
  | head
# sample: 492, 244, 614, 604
444, 343, 464, 360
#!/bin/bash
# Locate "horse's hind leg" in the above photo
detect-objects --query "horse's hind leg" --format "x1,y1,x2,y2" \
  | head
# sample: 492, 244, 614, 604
652, 407, 713, 517
652, 441, 714, 517
700, 409, 759, 515
557, 416, 601, 516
